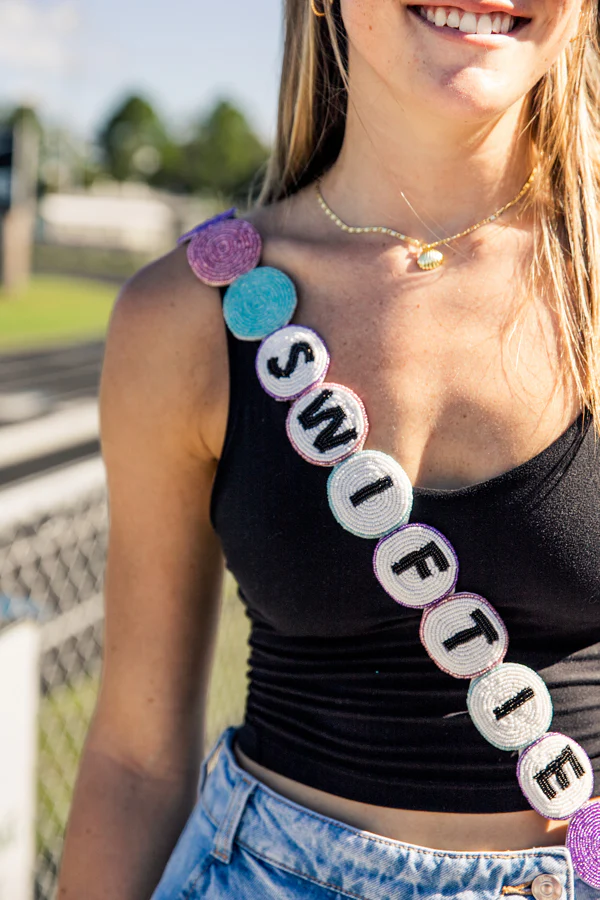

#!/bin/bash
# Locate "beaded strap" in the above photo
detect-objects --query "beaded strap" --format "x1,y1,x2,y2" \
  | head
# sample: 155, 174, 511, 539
184, 212, 600, 889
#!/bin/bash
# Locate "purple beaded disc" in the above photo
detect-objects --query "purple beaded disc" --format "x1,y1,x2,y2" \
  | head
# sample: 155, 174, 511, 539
177, 208, 236, 245
567, 800, 600, 888
187, 218, 262, 287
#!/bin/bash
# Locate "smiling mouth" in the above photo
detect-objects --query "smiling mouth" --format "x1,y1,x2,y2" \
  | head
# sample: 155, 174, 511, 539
408, 5, 530, 34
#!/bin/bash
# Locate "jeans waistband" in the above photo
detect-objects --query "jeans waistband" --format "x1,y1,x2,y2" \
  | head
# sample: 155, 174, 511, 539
200, 727, 576, 900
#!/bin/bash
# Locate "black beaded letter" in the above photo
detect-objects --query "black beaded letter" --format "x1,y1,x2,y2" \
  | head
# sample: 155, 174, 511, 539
350, 476, 394, 508
392, 541, 450, 580
298, 389, 358, 453
443, 608, 499, 652
267, 342, 315, 379
533, 746, 586, 800
493, 687, 535, 721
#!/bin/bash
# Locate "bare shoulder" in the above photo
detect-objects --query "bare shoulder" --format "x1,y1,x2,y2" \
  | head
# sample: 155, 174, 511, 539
101, 244, 228, 463
246, 188, 322, 242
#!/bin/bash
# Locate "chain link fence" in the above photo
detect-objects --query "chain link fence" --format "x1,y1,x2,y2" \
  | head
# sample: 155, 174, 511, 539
0, 459, 249, 900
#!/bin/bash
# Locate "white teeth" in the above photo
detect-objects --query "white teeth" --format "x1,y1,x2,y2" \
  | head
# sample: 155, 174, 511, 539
459, 11, 477, 31
418, 6, 518, 33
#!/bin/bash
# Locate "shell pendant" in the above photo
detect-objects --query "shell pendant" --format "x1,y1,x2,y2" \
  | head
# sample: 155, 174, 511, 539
417, 249, 444, 271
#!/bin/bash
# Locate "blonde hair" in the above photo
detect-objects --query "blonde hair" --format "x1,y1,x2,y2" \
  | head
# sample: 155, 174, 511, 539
260, 0, 600, 423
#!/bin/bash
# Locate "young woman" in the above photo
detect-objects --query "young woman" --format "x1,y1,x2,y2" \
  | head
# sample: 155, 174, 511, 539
58, 0, 600, 897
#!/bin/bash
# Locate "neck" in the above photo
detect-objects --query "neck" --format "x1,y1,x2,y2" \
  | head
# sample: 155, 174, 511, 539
324, 68, 533, 244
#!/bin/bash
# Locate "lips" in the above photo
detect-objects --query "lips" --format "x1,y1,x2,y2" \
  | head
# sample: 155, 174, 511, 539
409, 4, 530, 34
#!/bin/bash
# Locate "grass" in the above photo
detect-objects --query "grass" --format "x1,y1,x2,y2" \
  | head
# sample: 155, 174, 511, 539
0, 275, 117, 351
37, 576, 250, 860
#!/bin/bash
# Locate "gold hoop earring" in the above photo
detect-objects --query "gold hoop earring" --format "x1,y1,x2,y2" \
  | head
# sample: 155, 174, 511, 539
311, 0, 332, 17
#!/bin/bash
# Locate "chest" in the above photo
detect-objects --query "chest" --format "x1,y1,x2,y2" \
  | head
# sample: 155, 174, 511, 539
264, 240, 577, 489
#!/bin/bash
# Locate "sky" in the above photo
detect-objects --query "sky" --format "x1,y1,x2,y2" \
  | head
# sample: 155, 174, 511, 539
0, 0, 283, 141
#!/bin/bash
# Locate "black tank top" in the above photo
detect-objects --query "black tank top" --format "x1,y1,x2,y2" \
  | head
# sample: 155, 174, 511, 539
211, 316, 600, 813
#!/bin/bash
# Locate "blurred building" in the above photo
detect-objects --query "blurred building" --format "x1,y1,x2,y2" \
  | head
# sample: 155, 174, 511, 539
38, 182, 216, 256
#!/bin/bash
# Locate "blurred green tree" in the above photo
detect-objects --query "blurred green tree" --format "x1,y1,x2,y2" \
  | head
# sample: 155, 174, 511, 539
181, 100, 269, 202
98, 95, 180, 184
96, 94, 268, 200
5, 105, 43, 139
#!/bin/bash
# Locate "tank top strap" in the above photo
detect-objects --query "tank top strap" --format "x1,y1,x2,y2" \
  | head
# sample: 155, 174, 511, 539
177, 209, 237, 246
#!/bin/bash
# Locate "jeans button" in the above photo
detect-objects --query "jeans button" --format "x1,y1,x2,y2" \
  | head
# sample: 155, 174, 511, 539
531, 874, 563, 900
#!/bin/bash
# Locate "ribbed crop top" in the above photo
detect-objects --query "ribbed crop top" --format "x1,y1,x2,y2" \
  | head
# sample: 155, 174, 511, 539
210, 315, 600, 814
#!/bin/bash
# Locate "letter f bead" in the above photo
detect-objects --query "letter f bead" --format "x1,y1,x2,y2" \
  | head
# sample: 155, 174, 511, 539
373, 524, 459, 608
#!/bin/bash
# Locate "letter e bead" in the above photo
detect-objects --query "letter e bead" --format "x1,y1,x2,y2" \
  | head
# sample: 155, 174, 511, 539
517, 733, 594, 820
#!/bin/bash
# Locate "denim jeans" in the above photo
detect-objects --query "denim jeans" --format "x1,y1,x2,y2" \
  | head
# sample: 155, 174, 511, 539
151, 727, 600, 900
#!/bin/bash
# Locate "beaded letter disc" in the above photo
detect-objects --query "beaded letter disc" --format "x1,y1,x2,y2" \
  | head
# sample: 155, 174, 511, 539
256, 325, 330, 401
287, 383, 368, 466
373, 524, 458, 608
517, 732, 593, 820
223, 267, 297, 342
187, 218, 262, 286
566, 801, 600, 888
467, 663, 553, 751
420, 593, 508, 678
328, 451, 413, 539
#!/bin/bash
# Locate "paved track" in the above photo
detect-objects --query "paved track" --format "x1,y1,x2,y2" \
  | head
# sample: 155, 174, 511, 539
0, 340, 104, 414
0, 341, 104, 486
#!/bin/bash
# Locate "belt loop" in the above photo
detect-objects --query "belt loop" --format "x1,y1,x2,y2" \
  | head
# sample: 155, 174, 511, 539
210, 775, 257, 865
198, 730, 227, 797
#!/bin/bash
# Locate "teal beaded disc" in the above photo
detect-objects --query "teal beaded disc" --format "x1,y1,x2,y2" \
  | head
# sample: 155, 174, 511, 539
224, 267, 297, 341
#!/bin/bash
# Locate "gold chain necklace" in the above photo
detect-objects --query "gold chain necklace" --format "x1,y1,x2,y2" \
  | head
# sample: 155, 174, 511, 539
315, 169, 536, 271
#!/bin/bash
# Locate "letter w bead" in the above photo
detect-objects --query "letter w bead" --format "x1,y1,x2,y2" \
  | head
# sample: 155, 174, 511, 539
287, 382, 368, 466
392, 541, 450, 580
267, 341, 315, 379
298, 389, 358, 452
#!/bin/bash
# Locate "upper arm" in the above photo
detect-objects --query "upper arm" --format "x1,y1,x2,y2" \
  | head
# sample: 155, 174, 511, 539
92, 246, 230, 777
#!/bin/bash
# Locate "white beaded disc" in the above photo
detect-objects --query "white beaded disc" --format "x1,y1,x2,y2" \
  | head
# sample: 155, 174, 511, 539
286, 383, 368, 467
327, 451, 413, 539
517, 732, 594, 820
420, 593, 508, 679
373, 524, 458, 608
467, 663, 553, 751
255, 325, 330, 402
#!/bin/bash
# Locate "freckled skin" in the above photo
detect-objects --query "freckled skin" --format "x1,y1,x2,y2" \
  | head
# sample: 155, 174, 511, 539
342, 0, 581, 122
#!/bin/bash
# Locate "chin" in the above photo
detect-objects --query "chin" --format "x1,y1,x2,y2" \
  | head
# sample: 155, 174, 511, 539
343, 0, 568, 131
407, 66, 528, 123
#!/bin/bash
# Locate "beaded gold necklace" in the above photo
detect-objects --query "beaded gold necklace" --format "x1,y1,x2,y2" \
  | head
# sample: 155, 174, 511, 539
315, 170, 536, 270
